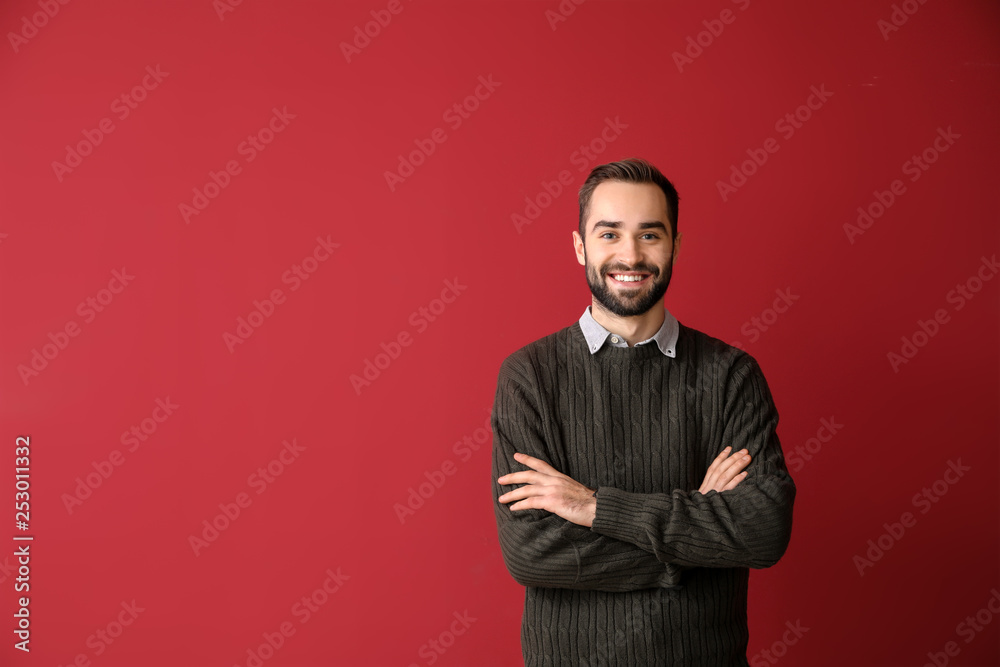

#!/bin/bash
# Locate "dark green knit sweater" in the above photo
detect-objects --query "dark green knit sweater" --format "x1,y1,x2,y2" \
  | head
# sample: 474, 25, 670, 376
491, 319, 795, 666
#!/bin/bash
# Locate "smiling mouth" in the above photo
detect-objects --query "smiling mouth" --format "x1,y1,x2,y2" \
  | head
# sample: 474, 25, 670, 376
608, 272, 651, 286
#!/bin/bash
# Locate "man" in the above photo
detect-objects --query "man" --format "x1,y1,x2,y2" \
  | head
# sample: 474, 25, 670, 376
491, 157, 795, 666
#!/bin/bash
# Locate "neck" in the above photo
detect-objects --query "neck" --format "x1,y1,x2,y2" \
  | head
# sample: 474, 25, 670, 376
590, 300, 665, 347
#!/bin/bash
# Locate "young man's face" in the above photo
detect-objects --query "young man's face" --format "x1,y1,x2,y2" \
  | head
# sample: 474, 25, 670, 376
572, 180, 680, 318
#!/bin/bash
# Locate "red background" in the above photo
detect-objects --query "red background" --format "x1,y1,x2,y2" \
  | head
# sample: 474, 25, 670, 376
1, 1, 998, 665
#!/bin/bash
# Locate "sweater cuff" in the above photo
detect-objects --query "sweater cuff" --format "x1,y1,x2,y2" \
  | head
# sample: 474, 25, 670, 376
591, 485, 659, 547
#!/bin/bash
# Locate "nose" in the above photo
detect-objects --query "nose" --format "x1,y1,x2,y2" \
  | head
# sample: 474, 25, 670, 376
617, 236, 642, 268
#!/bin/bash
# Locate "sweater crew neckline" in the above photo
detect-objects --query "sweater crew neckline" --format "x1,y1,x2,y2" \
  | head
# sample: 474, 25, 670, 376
571, 321, 669, 360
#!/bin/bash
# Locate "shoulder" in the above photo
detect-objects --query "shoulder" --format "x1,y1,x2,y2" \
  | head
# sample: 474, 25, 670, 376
494, 323, 580, 384
676, 320, 744, 364
675, 322, 779, 414
676, 320, 763, 380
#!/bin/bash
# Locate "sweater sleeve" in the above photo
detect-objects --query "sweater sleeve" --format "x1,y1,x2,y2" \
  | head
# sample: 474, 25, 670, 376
491, 356, 685, 592
589, 354, 796, 569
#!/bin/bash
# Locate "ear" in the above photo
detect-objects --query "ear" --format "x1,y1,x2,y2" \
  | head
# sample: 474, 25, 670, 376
572, 230, 586, 266
672, 232, 683, 263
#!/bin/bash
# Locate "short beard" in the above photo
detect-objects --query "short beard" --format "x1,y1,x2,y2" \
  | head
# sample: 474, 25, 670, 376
584, 246, 672, 318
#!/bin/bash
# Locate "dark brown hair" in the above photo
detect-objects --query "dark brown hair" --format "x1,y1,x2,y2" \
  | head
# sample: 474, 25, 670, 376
577, 157, 679, 239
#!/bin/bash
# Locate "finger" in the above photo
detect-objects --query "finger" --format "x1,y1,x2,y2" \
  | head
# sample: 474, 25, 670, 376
508, 497, 546, 512
703, 447, 732, 477
713, 453, 751, 489
512, 452, 561, 476
497, 470, 548, 486
699, 466, 720, 494
498, 485, 541, 504
699, 467, 726, 494
716, 450, 751, 477
706, 448, 742, 473
701, 450, 751, 493
701, 449, 740, 489
720, 471, 748, 492
712, 446, 733, 462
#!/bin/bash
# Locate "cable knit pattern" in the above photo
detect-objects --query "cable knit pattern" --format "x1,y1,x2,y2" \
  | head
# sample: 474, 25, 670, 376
491, 319, 795, 666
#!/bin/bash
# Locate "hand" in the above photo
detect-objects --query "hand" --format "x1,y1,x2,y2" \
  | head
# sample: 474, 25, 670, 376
497, 452, 597, 528
697, 446, 751, 494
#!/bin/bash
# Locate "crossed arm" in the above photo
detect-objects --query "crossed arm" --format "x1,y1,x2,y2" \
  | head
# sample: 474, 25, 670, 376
498, 447, 752, 527
491, 353, 795, 590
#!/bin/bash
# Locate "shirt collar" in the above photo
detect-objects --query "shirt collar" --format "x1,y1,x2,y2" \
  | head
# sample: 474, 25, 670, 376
578, 305, 678, 357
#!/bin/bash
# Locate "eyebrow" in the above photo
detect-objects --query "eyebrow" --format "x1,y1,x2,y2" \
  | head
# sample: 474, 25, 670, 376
591, 220, 668, 233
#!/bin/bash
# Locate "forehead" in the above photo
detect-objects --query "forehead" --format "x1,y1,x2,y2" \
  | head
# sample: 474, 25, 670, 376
586, 181, 668, 232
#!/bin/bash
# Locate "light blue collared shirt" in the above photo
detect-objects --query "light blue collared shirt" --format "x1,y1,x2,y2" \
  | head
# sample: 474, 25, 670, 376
577, 305, 678, 357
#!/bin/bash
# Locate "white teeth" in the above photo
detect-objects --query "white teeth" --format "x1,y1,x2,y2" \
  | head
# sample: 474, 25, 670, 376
611, 274, 645, 282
